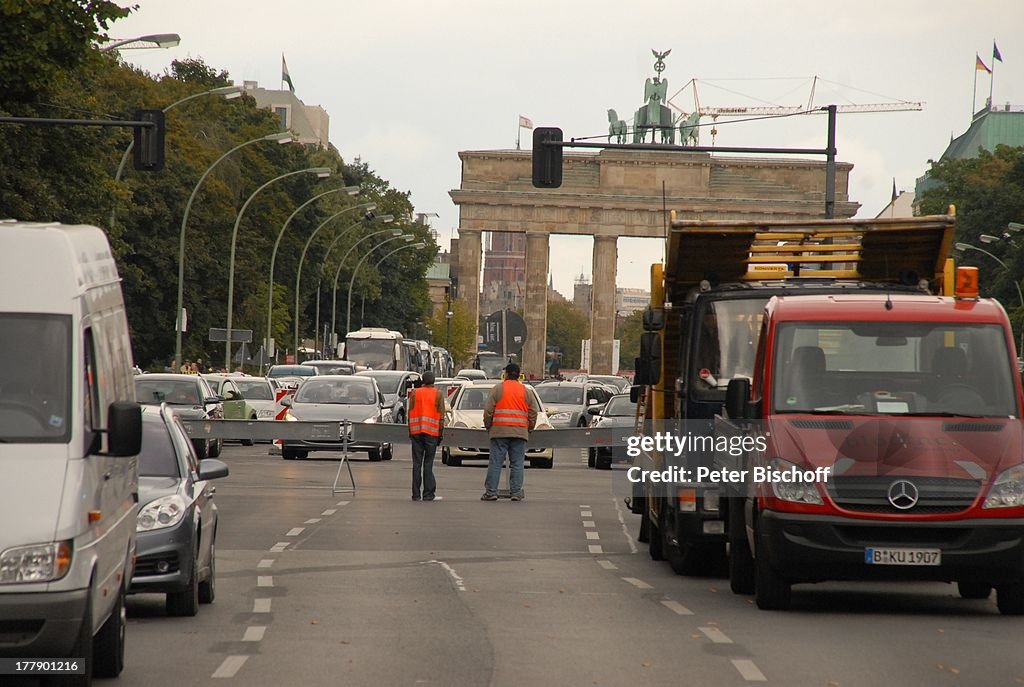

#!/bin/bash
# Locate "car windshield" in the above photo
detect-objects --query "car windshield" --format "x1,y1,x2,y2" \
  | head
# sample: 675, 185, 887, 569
536, 386, 584, 405
476, 355, 506, 378
455, 387, 491, 410
604, 396, 637, 416
362, 374, 402, 395
346, 339, 396, 370
772, 321, 1019, 417
296, 379, 377, 405
0, 313, 72, 443
269, 365, 316, 378
234, 380, 274, 400
693, 297, 769, 391
138, 417, 180, 477
136, 379, 202, 405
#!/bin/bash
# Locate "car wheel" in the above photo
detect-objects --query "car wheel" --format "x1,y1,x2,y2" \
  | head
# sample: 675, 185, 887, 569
729, 501, 755, 594
193, 438, 209, 460
368, 447, 383, 462
282, 447, 297, 460
996, 582, 1024, 615
587, 449, 595, 468
448, 454, 462, 467
199, 539, 216, 604
536, 457, 553, 469
167, 554, 199, 617
209, 438, 222, 458
46, 586, 94, 686
382, 444, 393, 461
92, 582, 125, 678
754, 526, 791, 610
441, 447, 449, 465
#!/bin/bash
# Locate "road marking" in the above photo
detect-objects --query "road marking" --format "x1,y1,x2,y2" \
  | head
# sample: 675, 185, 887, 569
286, 527, 304, 536
242, 626, 266, 642
257, 576, 274, 587
699, 626, 733, 644
622, 577, 653, 589
212, 656, 248, 679
580, 510, 593, 517
586, 531, 600, 540
588, 544, 604, 554
269, 542, 289, 552
660, 599, 694, 615
426, 559, 466, 592
257, 559, 274, 569
253, 599, 272, 614
322, 509, 337, 516
614, 497, 639, 554
579, 504, 591, 508
597, 560, 618, 570
304, 518, 321, 524
582, 520, 596, 528
336, 500, 351, 506
731, 659, 767, 682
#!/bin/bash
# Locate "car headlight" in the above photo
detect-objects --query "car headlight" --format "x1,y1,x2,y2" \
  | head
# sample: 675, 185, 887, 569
768, 458, 823, 505
549, 412, 572, 422
984, 464, 1024, 508
0, 541, 72, 583
138, 495, 189, 532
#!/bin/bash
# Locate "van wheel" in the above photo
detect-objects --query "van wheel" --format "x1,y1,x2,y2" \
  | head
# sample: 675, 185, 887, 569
92, 583, 125, 678
45, 590, 93, 686
957, 581, 992, 600
193, 438, 209, 460
754, 527, 791, 610
729, 538, 756, 595
996, 582, 1024, 615
637, 507, 650, 543
199, 539, 216, 604
167, 556, 199, 617
647, 508, 664, 561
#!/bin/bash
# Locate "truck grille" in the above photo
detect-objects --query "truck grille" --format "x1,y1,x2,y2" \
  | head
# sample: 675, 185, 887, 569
826, 476, 981, 514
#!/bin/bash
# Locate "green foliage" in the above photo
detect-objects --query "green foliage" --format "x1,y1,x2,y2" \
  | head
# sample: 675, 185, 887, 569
546, 298, 590, 368
428, 300, 475, 367
616, 310, 643, 370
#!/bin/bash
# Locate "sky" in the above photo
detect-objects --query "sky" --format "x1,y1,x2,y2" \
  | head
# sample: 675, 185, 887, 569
112, 0, 1024, 298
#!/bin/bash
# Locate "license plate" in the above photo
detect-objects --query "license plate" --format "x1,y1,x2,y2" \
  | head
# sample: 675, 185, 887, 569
864, 547, 941, 566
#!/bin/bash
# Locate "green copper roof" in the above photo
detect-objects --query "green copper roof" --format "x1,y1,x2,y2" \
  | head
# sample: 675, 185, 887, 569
425, 262, 450, 281
942, 109, 1024, 160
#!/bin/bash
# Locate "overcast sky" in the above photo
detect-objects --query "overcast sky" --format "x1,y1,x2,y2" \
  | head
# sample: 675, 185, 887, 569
113, 0, 1023, 297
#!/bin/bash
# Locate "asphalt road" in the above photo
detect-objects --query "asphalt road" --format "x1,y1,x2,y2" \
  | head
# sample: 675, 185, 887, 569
85, 442, 1024, 686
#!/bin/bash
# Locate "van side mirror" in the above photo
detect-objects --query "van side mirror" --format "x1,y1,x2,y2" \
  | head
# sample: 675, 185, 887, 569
725, 378, 751, 419
642, 307, 665, 332
107, 401, 142, 456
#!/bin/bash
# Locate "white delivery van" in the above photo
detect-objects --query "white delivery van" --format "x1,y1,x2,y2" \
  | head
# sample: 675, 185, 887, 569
0, 222, 142, 685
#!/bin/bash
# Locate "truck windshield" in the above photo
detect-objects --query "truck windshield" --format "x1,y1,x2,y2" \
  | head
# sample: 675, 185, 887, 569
0, 314, 72, 443
693, 298, 768, 390
476, 355, 506, 378
772, 321, 1018, 417
346, 339, 396, 370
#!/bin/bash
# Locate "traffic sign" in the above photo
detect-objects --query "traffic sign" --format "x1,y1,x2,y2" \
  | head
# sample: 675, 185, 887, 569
482, 310, 527, 357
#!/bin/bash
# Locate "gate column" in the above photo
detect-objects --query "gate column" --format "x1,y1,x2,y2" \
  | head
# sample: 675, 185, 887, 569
590, 235, 618, 374
523, 232, 550, 378
456, 229, 482, 360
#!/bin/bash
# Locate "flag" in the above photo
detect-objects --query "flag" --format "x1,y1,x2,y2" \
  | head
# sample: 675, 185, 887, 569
976, 54, 991, 74
891, 178, 898, 203
282, 54, 295, 92
993, 41, 1003, 63
518, 115, 533, 130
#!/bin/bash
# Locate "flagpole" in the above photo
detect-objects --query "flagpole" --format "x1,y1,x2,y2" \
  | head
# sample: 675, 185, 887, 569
989, 54, 995, 110
516, 115, 521, 150
972, 58, 978, 119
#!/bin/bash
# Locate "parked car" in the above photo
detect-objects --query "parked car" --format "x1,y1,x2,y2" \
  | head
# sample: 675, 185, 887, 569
280, 375, 393, 461
455, 368, 487, 381
304, 359, 357, 375
135, 374, 224, 458
433, 377, 469, 404
356, 369, 421, 424
534, 381, 613, 428
131, 405, 228, 616
586, 394, 638, 469
444, 380, 555, 468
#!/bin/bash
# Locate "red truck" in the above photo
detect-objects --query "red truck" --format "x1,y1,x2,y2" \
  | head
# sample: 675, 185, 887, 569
717, 277, 1024, 613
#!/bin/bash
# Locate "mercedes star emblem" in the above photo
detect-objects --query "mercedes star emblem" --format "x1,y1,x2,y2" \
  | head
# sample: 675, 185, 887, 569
887, 480, 920, 510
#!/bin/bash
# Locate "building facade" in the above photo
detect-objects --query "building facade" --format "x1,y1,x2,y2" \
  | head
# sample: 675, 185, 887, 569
242, 81, 330, 148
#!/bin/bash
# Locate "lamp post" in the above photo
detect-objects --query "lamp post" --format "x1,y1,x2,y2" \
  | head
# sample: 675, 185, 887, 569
346, 235, 419, 335
292, 205, 378, 357
955, 241, 1024, 357
224, 166, 331, 369
174, 131, 292, 371
331, 227, 401, 338
99, 33, 181, 52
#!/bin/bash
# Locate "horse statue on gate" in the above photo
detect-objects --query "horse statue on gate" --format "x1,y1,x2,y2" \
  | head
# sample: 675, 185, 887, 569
633, 49, 675, 144
678, 110, 701, 146
607, 109, 627, 144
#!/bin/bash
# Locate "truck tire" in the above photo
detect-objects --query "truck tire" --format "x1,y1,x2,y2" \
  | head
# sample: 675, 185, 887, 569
957, 581, 992, 600
996, 582, 1024, 615
92, 583, 125, 678
209, 438, 222, 458
646, 508, 664, 561
729, 498, 755, 594
754, 527, 791, 610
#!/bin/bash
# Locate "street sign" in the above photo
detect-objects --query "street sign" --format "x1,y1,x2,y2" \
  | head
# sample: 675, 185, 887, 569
482, 309, 527, 357
209, 328, 252, 343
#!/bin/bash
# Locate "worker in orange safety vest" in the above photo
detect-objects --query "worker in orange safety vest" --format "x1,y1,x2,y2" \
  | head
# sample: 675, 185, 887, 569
407, 371, 446, 501
481, 362, 538, 501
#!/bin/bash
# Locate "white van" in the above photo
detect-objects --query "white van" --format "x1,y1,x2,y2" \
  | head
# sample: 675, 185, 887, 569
0, 222, 142, 684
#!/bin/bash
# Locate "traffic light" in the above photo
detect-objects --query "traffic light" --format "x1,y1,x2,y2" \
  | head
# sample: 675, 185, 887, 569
532, 127, 563, 188
133, 109, 165, 171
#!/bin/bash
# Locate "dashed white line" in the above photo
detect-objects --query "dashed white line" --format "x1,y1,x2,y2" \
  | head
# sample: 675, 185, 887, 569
304, 518, 321, 524
212, 656, 248, 679
588, 544, 604, 554
269, 542, 289, 552
582, 520, 596, 528
660, 599, 694, 615
242, 626, 267, 642
585, 531, 600, 540
253, 599, 272, 613
614, 497, 639, 554
622, 577, 653, 589
699, 626, 733, 644
257, 559, 274, 569
286, 527, 304, 536
579, 504, 591, 508
597, 560, 618, 571
336, 500, 351, 506
257, 576, 274, 587
731, 659, 768, 682
322, 509, 337, 516
427, 559, 466, 592
580, 510, 593, 517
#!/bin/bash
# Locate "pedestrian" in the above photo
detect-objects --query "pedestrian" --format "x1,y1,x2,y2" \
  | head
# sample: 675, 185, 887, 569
481, 362, 538, 502
408, 371, 446, 501
180, 359, 191, 374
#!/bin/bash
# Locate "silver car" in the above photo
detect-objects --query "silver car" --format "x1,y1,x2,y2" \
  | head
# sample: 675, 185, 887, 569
534, 381, 614, 428
280, 376, 393, 461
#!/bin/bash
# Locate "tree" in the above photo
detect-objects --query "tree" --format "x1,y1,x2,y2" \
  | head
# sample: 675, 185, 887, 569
616, 310, 643, 370
428, 300, 475, 367
546, 298, 590, 369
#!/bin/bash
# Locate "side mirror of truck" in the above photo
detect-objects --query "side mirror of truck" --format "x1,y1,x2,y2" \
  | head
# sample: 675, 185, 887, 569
629, 385, 643, 404
107, 401, 142, 456
642, 307, 665, 332
725, 378, 751, 419
639, 332, 661, 385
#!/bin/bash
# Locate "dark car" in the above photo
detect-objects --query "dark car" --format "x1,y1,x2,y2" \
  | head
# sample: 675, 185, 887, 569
356, 369, 421, 424
586, 394, 638, 469
131, 405, 228, 616
135, 373, 224, 459
280, 375, 393, 461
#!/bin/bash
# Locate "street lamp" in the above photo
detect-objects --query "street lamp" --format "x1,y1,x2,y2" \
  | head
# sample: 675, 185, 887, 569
99, 33, 181, 52
174, 131, 292, 370
331, 226, 400, 338
346, 235, 418, 335
224, 166, 331, 369
292, 204, 378, 357
358, 242, 426, 329
955, 241, 1024, 356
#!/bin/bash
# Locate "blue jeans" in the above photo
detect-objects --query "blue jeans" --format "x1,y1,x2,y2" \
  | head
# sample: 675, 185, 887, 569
485, 437, 526, 496
411, 434, 438, 499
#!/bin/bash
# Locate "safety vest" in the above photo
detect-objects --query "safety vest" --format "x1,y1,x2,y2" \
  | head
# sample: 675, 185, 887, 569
492, 380, 530, 428
408, 386, 442, 436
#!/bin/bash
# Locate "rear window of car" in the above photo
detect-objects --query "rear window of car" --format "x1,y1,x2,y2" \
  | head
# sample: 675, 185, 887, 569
536, 386, 583, 405
138, 417, 180, 477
